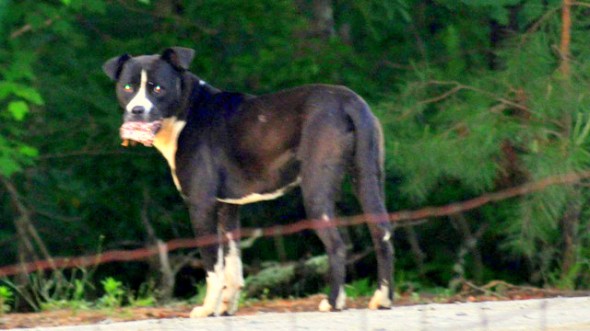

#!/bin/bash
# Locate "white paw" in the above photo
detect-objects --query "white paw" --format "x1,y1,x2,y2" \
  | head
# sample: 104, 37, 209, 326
219, 290, 241, 316
218, 302, 229, 316
368, 286, 392, 310
318, 287, 346, 312
189, 306, 214, 318
218, 290, 240, 316
335, 286, 346, 310
318, 298, 332, 312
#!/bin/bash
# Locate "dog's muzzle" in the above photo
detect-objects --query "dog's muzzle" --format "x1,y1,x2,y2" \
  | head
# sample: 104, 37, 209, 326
119, 120, 162, 147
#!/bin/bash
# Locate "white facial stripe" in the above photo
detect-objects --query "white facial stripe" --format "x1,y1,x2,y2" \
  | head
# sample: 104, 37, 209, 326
126, 70, 153, 113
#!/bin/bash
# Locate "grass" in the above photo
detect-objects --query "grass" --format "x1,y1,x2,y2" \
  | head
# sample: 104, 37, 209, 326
345, 278, 374, 298
1, 270, 462, 317
1, 271, 161, 315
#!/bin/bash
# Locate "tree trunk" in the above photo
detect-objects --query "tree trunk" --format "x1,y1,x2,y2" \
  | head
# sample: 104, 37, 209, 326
450, 214, 485, 284
1, 177, 55, 310
488, 5, 521, 70
296, 0, 335, 41
404, 226, 425, 277
558, 0, 572, 77
560, 192, 581, 287
311, 0, 335, 40
558, 0, 577, 287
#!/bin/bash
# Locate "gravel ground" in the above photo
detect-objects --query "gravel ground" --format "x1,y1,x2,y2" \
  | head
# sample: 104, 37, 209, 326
11, 296, 590, 331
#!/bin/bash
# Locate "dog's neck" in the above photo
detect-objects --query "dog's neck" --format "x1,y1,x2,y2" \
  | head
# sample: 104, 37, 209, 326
182, 74, 247, 124
152, 74, 246, 191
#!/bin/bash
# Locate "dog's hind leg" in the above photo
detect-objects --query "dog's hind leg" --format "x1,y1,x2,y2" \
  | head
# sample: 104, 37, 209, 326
299, 115, 352, 312
218, 204, 244, 316
358, 181, 394, 310
302, 185, 347, 312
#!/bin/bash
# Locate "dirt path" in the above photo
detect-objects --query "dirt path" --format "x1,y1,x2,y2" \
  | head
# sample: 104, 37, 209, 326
5, 296, 590, 331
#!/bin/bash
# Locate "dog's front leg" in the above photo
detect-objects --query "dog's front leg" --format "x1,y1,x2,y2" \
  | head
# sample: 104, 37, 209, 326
188, 202, 225, 318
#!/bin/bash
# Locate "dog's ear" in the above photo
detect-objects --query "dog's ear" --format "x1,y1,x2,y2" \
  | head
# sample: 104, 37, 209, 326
161, 47, 195, 71
102, 54, 132, 81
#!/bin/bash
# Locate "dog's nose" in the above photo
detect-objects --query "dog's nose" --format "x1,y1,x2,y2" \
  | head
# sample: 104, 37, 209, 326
131, 106, 145, 115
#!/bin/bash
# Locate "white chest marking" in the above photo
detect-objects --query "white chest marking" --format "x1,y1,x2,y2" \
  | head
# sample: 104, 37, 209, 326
126, 70, 153, 113
217, 178, 301, 205
153, 117, 186, 190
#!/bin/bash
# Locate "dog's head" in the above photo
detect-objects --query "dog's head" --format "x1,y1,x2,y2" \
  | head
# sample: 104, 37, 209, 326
102, 47, 195, 146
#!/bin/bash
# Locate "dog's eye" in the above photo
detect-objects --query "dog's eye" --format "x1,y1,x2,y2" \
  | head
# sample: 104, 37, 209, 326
123, 84, 134, 93
153, 85, 163, 94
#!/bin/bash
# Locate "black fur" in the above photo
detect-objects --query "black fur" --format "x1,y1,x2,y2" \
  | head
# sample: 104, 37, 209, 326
103, 47, 393, 313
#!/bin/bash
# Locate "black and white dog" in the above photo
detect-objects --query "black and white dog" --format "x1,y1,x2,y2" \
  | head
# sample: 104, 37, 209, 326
103, 47, 393, 317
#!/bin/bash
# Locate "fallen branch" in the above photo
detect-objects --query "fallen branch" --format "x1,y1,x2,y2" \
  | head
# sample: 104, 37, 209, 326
460, 280, 508, 299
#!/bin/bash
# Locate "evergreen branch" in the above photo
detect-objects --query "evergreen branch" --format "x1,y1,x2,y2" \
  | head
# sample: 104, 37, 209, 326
522, 2, 589, 46
521, 6, 561, 44
571, 1, 590, 8
424, 80, 529, 112
418, 84, 464, 105
382, 47, 494, 71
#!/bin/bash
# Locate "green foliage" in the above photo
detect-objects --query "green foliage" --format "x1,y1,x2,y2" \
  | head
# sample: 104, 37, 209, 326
188, 282, 207, 306
378, 6, 590, 288
97, 277, 124, 309
1, 0, 590, 314
127, 282, 156, 308
1, 270, 93, 312
39, 278, 91, 312
0, 52, 43, 176
7, 101, 29, 121
0, 285, 14, 315
344, 278, 374, 299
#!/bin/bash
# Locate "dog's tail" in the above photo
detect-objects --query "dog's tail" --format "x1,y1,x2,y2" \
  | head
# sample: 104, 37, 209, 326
343, 96, 386, 209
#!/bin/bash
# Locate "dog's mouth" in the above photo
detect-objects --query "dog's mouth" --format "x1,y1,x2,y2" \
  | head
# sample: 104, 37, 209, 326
119, 120, 162, 147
